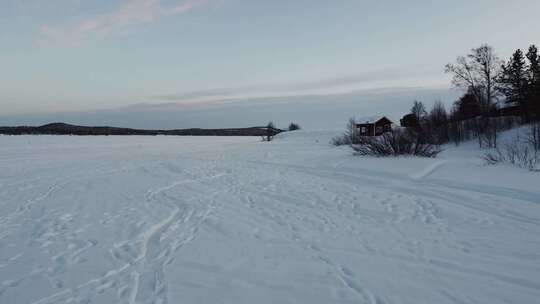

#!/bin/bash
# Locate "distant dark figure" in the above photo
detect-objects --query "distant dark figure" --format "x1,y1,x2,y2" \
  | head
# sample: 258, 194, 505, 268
263, 121, 276, 142
288, 123, 301, 131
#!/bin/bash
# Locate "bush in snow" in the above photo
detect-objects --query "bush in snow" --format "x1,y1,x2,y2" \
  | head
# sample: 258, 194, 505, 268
483, 123, 540, 171
331, 118, 361, 146
288, 123, 301, 131
483, 143, 539, 171
331, 134, 351, 146
351, 128, 441, 158
527, 122, 540, 152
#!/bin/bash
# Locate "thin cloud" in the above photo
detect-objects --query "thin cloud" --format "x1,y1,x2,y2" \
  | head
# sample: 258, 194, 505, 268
36, 0, 213, 47
153, 64, 441, 103
154, 86, 263, 101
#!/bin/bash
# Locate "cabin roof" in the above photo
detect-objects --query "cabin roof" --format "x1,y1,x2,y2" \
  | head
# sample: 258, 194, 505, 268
356, 116, 393, 125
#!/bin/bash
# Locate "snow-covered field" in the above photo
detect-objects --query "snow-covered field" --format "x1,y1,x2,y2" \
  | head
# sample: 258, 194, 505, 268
1, 132, 539, 304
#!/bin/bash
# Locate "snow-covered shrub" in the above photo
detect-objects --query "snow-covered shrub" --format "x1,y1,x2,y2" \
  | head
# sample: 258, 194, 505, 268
351, 129, 441, 158
288, 123, 301, 131
528, 122, 540, 152
331, 118, 360, 146
483, 124, 540, 171
483, 144, 539, 171
331, 134, 352, 146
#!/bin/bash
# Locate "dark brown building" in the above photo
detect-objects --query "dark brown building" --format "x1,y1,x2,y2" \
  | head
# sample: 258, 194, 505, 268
356, 116, 393, 136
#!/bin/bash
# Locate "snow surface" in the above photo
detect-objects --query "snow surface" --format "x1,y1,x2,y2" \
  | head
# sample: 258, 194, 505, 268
0, 132, 539, 304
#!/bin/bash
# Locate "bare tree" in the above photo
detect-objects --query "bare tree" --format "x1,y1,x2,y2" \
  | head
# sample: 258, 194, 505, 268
445, 44, 501, 113
446, 44, 502, 147
410, 100, 427, 121
428, 101, 449, 144
429, 101, 448, 125
331, 118, 359, 146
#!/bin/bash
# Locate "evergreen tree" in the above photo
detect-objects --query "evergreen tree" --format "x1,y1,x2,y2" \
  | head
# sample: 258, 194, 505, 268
526, 45, 540, 119
527, 45, 540, 85
497, 49, 529, 118
454, 87, 481, 119
400, 114, 420, 128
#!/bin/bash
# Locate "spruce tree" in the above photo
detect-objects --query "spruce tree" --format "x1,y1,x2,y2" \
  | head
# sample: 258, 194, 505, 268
498, 49, 529, 117
527, 45, 540, 84
526, 45, 540, 119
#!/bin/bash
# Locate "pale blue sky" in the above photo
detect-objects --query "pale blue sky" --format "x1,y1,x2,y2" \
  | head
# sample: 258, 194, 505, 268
1, 0, 539, 115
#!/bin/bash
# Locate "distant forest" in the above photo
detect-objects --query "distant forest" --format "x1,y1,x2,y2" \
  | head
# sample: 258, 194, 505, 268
0, 122, 283, 137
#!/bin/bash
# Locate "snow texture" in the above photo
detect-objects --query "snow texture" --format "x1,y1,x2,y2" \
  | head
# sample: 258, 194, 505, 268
0, 132, 539, 304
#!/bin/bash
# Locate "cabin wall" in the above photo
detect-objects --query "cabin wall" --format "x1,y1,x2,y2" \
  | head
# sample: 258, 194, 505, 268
357, 124, 375, 136
357, 122, 392, 136
374, 122, 392, 135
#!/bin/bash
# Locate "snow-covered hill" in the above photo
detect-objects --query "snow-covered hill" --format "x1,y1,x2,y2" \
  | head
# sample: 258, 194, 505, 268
0, 133, 539, 304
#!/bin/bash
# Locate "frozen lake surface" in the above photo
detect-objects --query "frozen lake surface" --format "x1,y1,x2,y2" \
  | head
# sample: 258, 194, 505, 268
1, 132, 539, 304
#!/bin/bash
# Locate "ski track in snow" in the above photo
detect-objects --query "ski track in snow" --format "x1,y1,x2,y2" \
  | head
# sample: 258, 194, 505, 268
409, 160, 448, 180
0, 134, 539, 304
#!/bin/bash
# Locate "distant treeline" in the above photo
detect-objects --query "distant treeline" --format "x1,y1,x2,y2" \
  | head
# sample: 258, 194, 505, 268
0, 123, 283, 137
333, 43, 540, 161
400, 43, 540, 148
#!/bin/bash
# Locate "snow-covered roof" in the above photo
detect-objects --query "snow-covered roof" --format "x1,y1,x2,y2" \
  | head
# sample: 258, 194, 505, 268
355, 116, 392, 124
